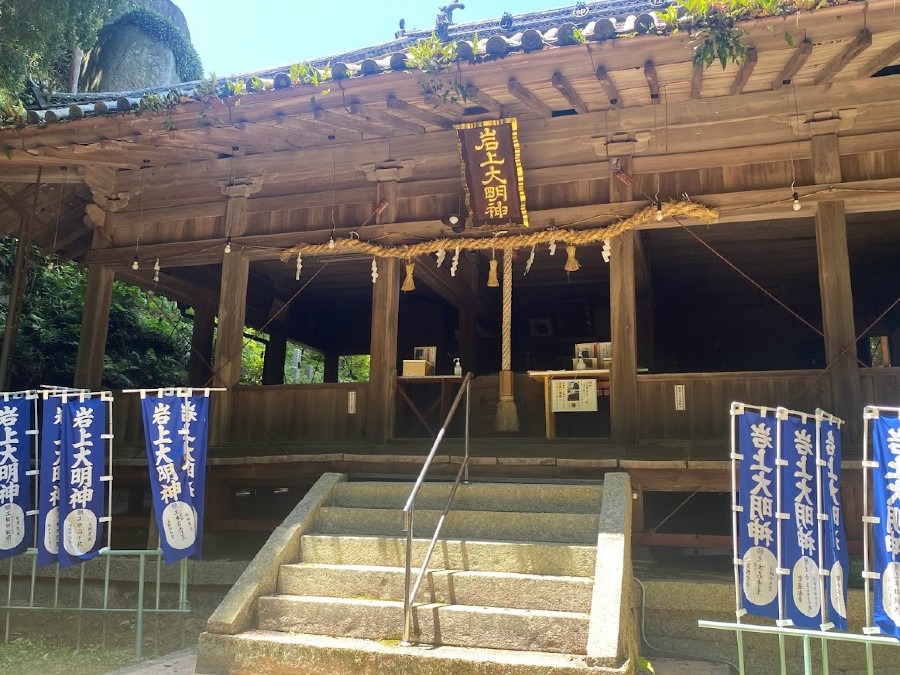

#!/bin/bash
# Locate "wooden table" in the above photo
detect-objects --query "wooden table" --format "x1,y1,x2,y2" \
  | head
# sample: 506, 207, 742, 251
395, 375, 464, 437
527, 369, 611, 439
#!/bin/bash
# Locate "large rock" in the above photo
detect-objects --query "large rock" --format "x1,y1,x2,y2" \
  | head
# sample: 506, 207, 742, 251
80, 0, 191, 92
81, 24, 178, 92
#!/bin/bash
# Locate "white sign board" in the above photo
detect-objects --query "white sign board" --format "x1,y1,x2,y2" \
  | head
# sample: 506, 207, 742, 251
551, 379, 598, 413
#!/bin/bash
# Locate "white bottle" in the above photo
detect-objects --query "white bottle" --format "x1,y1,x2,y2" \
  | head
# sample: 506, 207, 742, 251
453, 358, 462, 376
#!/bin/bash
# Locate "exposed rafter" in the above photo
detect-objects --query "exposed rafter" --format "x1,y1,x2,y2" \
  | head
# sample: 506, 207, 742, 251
349, 103, 425, 134
690, 67, 704, 100
313, 107, 395, 137
386, 96, 454, 129
730, 47, 758, 95
276, 113, 349, 138
643, 61, 660, 103
813, 29, 872, 85
507, 78, 553, 118
773, 40, 813, 90
465, 85, 506, 113
595, 67, 622, 108
858, 37, 900, 77
551, 72, 589, 114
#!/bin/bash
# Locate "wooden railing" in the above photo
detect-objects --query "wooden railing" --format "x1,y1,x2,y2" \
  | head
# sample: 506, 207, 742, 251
636, 370, 834, 440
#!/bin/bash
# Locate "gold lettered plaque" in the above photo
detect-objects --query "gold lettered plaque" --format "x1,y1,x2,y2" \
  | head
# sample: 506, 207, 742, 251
455, 118, 528, 228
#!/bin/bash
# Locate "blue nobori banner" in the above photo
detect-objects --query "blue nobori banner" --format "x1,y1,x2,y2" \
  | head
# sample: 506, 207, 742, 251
37, 396, 63, 567
737, 408, 779, 620
779, 411, 821, 629
818, 412, 847, 631
0, 398, 32, 559
141, 393, 209, 563
58, 398, 106, 568
871, 412, 900, 638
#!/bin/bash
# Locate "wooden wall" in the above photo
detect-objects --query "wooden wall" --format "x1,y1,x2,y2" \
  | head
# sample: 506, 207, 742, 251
228, 384, 368, 443
636, 370, 833, 440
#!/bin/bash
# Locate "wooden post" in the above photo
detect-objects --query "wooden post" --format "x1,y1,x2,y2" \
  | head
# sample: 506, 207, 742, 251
323, 352, 340, 383
367, 256, 401, 443
74, 264, 115, 389
811, 134, 842, 185
610, 232, 639, 445
211, 251, 250, 444
188, 304, 216, 387
815, 201, 863, 448
262, 329, 288, 385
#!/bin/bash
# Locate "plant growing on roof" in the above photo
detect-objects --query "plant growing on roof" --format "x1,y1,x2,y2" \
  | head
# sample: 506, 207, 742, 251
289, 63, 331, 107
407, 33, 470, 106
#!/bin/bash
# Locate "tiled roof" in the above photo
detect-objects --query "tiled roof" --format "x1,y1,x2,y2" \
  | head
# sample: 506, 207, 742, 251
25, 1, 668, 124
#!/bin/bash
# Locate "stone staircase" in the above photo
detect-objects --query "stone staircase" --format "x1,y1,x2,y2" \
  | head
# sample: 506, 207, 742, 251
197, 472, 637, 674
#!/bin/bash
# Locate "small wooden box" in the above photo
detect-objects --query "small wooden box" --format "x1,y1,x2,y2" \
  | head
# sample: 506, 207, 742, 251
402, 360, 434, 376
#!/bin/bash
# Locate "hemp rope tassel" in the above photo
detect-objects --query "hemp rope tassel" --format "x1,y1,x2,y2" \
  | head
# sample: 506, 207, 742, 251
494, 248, 519, 432
564, 245, 581, 272
401, 261, 416, 292
487, 257, 499, 287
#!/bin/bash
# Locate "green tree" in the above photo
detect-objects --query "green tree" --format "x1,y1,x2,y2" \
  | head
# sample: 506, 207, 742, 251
0, 238, 192, 389
0, 0, 128, 102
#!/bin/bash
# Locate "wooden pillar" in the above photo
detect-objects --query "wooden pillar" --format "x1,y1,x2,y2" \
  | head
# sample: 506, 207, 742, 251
188, 304, 215, 387
610, 232, 639, 446
262, 329, 287, 385
211, 251, 250, 443
324, 352, 340, 383
368, 256, 401, 443
815, 201, 863, 448
74, 264, 115, 389
811, 134, 842, 185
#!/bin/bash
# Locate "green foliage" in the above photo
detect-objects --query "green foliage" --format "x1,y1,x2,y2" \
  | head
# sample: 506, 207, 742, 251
289, 62, 331, 108
407, 33, 469, 106
0, 0, 128, 104
0, 239, 191, 389
637, 656, 656, 674
657, 0, 841, 70
111, 8, 203, 82
572, 27, 588, 44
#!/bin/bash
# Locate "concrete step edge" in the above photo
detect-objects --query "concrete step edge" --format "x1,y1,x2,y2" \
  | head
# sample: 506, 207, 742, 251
282, 562, 594, 583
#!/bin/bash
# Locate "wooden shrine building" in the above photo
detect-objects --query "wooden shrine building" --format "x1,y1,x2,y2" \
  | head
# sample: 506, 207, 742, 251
1, 0, 899, 550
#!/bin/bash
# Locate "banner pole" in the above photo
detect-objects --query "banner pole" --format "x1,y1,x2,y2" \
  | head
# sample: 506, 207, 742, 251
814, 409, 831, 673
4, 558, 11, 643
862, 407, 876, 675
775, 407, 788, 675
729, 402, 746, 675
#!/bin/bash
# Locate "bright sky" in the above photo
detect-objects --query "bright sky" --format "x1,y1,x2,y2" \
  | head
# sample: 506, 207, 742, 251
176, 1, 567, 77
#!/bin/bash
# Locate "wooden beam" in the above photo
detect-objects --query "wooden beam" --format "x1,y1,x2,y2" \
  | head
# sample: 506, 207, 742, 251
367, 256, 400, 442
773, 40, 813, 90
189, 303, 216, 387
729, 47, 758, 95
74, 264, 115, 389
858, 37, 900, 77
313, 107, 394, 137
551, 72, 589, 114
386, 96, 454, 129
811, 133, 842, 184
643, 61, 660, 103
610, 232, 639, 445
595, 67, 622, 108
349, 103, 425, 134
813, 29, 872, 85
464, 85, 506, 113
507, 78, 554, 118
277, 113, 352, 139
815, 201, 863, 446
262, 329, 288, 385
690, 66, 703, 100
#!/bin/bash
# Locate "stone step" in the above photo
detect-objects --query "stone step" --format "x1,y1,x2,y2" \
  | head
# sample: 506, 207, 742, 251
300, 534, 597, 577
257, 595, 589, 654
197, 630, 630, 674
313, 506, 599, 544
278, 563, 594, 613
332, 481, 603, 514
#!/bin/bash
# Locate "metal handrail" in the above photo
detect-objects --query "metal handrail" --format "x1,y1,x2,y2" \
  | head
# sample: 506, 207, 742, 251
400, 371, 472, 645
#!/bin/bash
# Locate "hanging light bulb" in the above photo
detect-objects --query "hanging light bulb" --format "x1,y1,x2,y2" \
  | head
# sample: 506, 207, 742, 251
47, 260, 55, 271
327, 236, 335, 249
792, 192, 801, 211
153, 258, 160, 283
132, 256, 139, 270
655, 202, 664, 221
224, 236, 232, 254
